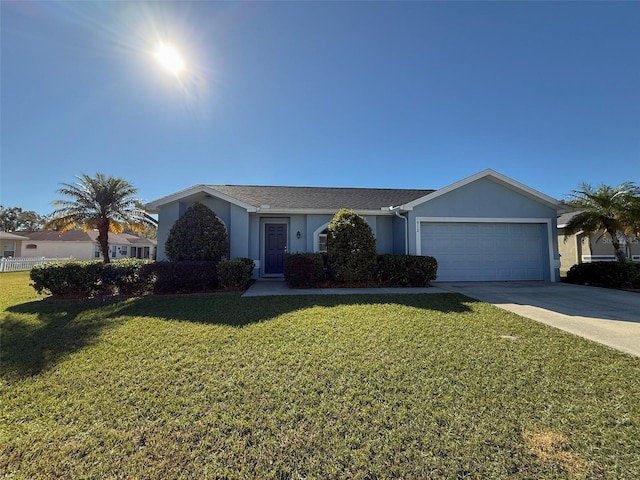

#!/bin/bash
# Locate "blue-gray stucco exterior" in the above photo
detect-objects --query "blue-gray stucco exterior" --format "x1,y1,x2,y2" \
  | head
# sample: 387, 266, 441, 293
148, 170, 560, 281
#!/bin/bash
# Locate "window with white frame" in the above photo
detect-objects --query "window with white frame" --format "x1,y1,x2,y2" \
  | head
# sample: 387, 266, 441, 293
2, 242, 15, 258
130, 246, 150, 259
317, 230, 328, 253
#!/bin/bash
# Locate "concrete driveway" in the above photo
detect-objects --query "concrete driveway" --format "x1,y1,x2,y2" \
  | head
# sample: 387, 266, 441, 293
436, 281, 640, 357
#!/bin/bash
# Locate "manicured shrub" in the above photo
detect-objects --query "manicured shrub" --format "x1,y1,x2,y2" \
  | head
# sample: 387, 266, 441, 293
140, 261, 219, 294
327, 209, 377, 283
101, 259, 152, 295
31, 261, 105, 296
30, 259, 218, 297
31, 259, 149, 297
165, 202, 229, 261
565, 262, 640, 289
631, 264, 640, 287
284, 253, 327, 288
218, 258, 255, 290
377, 254, 438, 287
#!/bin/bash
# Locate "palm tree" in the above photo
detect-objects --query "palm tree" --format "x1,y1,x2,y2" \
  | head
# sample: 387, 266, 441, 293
623, 195, 640, 237
564, 182, 640, 263
45, 174, 151, 263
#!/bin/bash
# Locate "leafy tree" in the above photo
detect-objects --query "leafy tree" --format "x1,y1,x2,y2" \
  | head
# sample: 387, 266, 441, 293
564, 182, 640, 263
0, 206, 46, 231
125, 213, 158, 239
165, 202, 229, 261
45, 173, 150, 263
327, 208, 377, 282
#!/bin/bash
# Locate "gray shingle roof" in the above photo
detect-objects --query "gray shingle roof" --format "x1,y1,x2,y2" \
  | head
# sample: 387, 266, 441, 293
12, 230, 156, 244
207, 185, 435, 210
557, 210, 581, 228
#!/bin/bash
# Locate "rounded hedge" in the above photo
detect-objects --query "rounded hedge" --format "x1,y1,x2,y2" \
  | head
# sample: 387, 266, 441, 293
327, 208, 377, 283
165, 202, 229, 262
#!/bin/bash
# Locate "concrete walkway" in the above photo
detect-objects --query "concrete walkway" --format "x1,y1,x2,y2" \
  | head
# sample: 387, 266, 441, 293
243, 279, 640, 357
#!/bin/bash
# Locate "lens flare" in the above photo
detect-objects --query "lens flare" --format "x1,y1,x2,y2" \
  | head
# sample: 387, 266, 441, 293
153, 42, 186, 76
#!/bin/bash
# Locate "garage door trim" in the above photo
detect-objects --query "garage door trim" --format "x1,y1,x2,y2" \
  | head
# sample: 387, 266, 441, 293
415, 217, 555, 282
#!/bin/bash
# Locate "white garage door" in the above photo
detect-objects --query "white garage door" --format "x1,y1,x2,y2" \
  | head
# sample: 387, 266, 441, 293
420, 222, 546, 281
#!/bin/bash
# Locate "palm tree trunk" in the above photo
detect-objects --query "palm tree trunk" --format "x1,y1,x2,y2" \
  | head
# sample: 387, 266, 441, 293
607, 228, 627, 263
97, 218, 111, 264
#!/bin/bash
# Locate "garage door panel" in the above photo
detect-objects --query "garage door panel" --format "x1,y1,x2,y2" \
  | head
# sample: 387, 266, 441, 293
420, 222, 546, 281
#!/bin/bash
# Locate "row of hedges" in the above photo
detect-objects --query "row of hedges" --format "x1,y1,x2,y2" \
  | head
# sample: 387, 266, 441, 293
565, 262, 640, 289
284, 253, 438, 288
30, 258, 255, 297
376, 254, 438, 287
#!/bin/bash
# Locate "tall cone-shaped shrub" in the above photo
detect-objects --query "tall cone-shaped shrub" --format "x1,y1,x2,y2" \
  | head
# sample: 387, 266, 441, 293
327, 208, 377, 283
165, 202, 229, 261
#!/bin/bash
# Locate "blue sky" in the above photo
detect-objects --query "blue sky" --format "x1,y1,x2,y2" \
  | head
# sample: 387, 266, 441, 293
2, 1, 639, 215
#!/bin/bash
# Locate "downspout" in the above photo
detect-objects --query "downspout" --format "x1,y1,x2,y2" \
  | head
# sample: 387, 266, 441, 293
392, 208, 409, 254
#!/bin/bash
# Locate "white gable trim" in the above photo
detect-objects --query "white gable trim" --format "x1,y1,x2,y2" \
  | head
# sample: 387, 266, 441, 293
401, 169, 559, 211
145, 185, 257, 213
415, 216, 557, 282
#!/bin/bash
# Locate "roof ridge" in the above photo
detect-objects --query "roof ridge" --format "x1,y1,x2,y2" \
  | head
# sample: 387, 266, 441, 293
208, 184, 434, 191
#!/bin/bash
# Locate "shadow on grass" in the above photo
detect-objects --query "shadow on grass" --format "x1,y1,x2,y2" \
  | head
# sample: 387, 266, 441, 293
2, 299, 135, 380
100, 292, 476, 328
3, 293, 474, 379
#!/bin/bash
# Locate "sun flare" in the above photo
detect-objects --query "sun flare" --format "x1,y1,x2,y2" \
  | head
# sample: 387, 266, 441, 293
153, 42, 186, 76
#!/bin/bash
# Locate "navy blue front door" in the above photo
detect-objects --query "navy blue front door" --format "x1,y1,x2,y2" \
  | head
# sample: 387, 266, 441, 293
265, 224, 287, 274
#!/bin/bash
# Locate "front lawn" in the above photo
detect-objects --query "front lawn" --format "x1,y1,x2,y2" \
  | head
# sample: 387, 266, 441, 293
1, 271, 639, 479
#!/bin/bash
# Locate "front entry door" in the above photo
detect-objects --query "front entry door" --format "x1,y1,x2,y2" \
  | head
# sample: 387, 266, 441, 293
265, 223, 287, 275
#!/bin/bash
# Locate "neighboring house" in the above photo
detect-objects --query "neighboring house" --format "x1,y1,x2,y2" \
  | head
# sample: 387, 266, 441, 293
146, 169, 561, 282
7, 230, 157, 261
1, 232, 28, 258
557, 211, 640, 271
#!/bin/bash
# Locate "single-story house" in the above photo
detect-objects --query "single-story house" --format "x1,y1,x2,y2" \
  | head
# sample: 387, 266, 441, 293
557, 211, 640, 271
1, 232, 28, 258
5, 230, 157, 261
146, 169, 561, 282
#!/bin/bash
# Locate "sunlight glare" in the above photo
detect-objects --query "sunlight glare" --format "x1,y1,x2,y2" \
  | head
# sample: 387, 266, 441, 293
153, 42, 186, 76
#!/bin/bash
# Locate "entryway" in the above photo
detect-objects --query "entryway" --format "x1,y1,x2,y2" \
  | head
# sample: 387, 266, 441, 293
264, 223, 287, 275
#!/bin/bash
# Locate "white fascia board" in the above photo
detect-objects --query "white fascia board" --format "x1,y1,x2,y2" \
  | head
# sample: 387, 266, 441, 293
387, 206, 408, 212
401, 169, 560, 211
254, 208, 395, 216
0, 232, 30, 240
145, 185, 257, 213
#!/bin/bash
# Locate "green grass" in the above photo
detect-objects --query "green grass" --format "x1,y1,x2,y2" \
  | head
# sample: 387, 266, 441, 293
1, 271, 639, 479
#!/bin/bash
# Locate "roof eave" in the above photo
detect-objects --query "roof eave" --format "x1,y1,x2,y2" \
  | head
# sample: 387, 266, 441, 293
400, 169, 560, 210
254, 208, 397, 216
145, 185, 258, 213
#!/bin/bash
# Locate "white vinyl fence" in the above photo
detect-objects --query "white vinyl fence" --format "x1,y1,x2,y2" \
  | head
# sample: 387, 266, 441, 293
0, 257, 73, 273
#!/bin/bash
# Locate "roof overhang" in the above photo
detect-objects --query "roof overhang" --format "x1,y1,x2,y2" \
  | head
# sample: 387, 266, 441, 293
253, 208, 396, 216
145, 185, 257, 213
399, 169, 560, 211
0, 232, 29, 240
